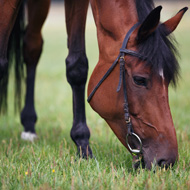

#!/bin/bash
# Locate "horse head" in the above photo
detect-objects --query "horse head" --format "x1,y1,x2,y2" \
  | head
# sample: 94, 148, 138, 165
88, 6, 188, 169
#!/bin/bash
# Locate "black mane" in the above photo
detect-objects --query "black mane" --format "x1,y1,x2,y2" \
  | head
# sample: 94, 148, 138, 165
136, 0, 180, 86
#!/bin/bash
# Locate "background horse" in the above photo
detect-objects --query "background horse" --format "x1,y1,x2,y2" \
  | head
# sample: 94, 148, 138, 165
0, 0, 187, 169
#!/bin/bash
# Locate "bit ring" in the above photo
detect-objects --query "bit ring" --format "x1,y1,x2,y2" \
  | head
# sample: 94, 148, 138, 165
126, 132, 142, 155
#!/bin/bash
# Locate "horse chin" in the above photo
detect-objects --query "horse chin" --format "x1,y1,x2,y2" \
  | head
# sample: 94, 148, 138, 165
132, 155, 156, 170
132, 155, 146, 169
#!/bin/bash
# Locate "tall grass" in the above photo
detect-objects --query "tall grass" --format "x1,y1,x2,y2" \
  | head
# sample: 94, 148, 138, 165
0, 3, 190, 190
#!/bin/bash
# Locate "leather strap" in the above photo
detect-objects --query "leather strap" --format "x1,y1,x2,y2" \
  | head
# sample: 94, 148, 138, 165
88, 23, 141, 102
121, 23, 140, 49
87, 55, 120, 102
120, 49, 148, 60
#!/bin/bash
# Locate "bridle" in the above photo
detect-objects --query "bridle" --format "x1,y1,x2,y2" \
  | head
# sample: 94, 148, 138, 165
88, 23, 148, 155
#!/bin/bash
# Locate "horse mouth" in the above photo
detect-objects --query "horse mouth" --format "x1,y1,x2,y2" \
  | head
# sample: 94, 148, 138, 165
132, 155, 176, 170
132, 156, 160, 170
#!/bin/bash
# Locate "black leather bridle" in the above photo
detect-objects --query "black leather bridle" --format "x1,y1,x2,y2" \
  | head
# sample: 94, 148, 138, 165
88, 23, 148, 155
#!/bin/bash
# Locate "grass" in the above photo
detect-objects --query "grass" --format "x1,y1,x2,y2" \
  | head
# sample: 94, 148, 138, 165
0, 2, 190, 190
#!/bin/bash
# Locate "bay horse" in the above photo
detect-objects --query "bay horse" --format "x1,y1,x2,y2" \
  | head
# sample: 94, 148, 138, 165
0, 0, 188, 169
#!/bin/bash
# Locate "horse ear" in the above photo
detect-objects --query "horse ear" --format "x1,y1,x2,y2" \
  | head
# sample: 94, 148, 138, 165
161, 7, 188, 36
137, 6, 162, 43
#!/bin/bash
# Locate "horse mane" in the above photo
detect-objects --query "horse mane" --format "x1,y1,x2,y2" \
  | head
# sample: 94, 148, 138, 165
135, 0, 180, 86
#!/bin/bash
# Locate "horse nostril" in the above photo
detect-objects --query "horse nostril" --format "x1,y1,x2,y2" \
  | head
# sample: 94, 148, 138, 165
157, 149, 178, 169
157, 156, 177, 169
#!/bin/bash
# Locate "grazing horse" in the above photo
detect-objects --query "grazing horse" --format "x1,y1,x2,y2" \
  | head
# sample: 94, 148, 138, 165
88, 1, 187, 169
0, 0, 187, 169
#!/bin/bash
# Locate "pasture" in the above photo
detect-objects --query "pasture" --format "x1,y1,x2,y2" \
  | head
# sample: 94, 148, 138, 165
0, 2, 190, 189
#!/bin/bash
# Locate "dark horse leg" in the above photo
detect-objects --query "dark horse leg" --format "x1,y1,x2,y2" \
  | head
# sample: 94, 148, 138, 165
21, 0, 50, 141
65, 0, 92, 158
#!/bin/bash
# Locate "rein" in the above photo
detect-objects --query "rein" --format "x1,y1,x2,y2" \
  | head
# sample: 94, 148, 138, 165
88, 23, 147, 155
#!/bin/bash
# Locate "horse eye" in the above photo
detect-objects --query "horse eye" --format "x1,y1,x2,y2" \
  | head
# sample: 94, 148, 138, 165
133, 76, 148, 87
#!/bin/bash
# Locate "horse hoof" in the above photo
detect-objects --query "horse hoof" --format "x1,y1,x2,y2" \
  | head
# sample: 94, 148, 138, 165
21, 131, 38, 142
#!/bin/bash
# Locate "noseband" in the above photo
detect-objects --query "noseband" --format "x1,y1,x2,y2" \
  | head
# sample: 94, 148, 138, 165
88, 23, 148, 155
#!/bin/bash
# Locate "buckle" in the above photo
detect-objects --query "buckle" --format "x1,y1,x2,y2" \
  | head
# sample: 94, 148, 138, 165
119, 56, 125, 60
125, 117, 131, 124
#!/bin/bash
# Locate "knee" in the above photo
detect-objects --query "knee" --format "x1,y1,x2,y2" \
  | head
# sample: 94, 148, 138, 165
66, 51, 88, 86
23, 30, 43, 65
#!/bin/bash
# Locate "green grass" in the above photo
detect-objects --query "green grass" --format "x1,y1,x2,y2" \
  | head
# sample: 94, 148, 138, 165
0, 3, 190, 190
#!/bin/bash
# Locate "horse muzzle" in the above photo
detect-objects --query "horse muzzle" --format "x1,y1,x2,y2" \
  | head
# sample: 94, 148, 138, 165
135, 146, 178, 170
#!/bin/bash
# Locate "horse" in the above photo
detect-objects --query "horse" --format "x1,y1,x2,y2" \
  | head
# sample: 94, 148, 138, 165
0, 0, 187, 170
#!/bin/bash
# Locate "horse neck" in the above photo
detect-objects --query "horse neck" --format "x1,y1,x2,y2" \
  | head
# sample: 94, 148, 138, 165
91, 0, 138, 63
